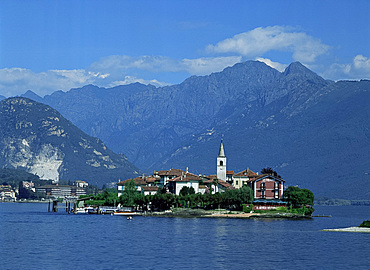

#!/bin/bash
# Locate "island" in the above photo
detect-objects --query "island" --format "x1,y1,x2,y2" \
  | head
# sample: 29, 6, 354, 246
322, 220, 370, 233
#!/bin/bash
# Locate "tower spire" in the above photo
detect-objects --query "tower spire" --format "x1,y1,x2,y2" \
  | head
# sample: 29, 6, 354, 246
218, 139, 225, 157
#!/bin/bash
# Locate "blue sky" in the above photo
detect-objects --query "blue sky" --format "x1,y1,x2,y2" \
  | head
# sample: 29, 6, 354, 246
0, 0, 369, 97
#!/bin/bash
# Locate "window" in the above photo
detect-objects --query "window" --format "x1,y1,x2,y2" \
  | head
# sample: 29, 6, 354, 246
236, 180, 239, 186
220, 161, 223, 166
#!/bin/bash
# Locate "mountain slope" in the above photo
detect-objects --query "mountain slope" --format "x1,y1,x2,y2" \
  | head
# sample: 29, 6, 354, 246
21, 61, 370, 199
23, 61, 331, 167
0, 97, 139, 186
161, 80, 370, 199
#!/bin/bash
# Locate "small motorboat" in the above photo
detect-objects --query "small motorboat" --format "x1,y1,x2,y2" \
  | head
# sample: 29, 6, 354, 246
113, 210, 137, 216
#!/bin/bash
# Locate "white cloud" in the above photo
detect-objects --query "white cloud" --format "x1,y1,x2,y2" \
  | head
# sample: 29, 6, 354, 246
90, 55, 242, 75
353, 55, 370, 71
89, 55, 181, 73
181, 56, 242, 75
255, 58, 287, 72
0, 55, 243, 97
109, 76, 170, 88
0, 68, 101, 97
206, 26, 330, 63
321, 55, 370, 80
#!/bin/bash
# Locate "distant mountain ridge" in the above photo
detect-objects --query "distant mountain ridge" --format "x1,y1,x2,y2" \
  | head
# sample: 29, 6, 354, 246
21, 61, 370, 199
22, 61, 331, 166
0, 97, 139, 186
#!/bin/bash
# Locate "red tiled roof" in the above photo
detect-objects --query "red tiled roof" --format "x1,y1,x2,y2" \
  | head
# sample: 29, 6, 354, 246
202, 179, 235, 189
117, 177, 147, 186
205, 175, 217, 181
218, 180, 235, 189
253, 174, 285, 182
234, 169, 258, 177
226, 170, 234, 175
168, 172, 201, 182
145, 177, 157, 183
157, 170, 167, 175
158, 168, 185, 176
142, 186, 159, 191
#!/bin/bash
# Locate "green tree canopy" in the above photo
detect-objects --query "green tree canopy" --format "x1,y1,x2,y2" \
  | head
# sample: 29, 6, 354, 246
222, 185, 254, 210
261, 167, 281, 178
179, 186, 195, 196
283, 186, 314, 207
119, 180, 139, 206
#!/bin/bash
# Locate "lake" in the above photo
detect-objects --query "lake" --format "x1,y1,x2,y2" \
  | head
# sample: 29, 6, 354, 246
0, 203, 369, 269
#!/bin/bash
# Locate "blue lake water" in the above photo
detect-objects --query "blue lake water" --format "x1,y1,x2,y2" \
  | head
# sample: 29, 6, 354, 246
0, 203, 369, 270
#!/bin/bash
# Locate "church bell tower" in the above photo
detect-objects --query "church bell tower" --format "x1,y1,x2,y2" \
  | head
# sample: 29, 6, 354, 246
217, 139, 227, 181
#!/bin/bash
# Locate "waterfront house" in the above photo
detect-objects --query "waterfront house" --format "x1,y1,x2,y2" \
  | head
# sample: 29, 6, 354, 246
157, 169, 185, 187
249, 174, 285, 200
141, 186, 159, 196
239, 172, 286, 210
231, 168, 258, 188
117, 176, 147, 196
167, 171, 203, 195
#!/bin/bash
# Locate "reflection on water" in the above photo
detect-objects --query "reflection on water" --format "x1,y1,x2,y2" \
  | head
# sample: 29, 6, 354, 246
0, 204, 370, 269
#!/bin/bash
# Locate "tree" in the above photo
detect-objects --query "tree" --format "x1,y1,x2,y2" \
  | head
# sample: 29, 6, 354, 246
239, 185, 254, 205
158, 187, 168, 194
119, 180, 138, 206
223, 185, 254, 210
261, 167, 275, 175
151, 193, 175, 211
134, 193, 147, 211
261, 167, 281, 178
283, 186, 314, 208
179, 186, 195, 196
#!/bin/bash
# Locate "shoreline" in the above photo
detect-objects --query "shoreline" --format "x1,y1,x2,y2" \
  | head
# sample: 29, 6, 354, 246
142, 209, 312, 219
322, 227, 370, 233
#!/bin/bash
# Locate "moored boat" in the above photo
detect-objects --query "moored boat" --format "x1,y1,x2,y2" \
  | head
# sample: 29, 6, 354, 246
74, 206, 97, 214
113, 210, 138, 216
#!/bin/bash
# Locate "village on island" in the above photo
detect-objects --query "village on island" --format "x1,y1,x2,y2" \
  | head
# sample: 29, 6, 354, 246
116, 140, 287, 211
1, 140, 314, 218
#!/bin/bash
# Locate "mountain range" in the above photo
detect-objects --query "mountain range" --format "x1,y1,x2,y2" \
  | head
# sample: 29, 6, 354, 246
0, 97, 139, 186
3, 60, 368, 199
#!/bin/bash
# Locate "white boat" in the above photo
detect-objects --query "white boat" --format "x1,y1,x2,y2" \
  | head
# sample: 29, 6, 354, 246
74, 207, 90, 214
74, 206, 96, 214
113, 210, 138, 216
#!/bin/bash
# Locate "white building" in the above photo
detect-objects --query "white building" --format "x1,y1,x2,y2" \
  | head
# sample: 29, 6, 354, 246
216, 140, 227, 181
167, 172, 202, 195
